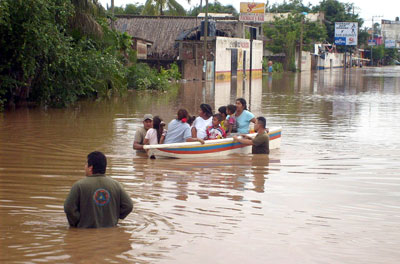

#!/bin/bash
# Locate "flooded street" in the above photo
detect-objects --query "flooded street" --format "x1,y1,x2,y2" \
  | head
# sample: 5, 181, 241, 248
1, 66, 400, 263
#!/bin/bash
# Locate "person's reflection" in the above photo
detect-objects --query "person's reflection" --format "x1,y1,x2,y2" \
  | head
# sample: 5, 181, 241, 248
251, 155, 270, 193
63, 227, 133, 263
176, 177, 189, 201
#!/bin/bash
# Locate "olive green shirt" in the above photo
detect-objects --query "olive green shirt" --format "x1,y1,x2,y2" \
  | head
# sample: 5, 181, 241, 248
252, 132, 270, 154
64, 174, 133, 228
134, 127, 147, 153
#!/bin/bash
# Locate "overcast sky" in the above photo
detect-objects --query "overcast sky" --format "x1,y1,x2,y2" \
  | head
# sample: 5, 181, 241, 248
98, 0, 399, 28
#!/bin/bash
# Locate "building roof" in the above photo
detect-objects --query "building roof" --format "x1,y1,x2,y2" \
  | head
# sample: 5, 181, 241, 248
114, 15, 241, 59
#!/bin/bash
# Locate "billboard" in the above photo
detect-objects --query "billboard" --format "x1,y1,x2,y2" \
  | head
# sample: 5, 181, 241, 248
334, 22, 358, 45
239, 2, 265, 22
368, 39, 376, 46
385, 39, 396, 48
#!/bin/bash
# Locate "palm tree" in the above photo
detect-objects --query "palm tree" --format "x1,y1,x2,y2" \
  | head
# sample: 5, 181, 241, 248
70, 0, 104, 38
141, 0, 190, 16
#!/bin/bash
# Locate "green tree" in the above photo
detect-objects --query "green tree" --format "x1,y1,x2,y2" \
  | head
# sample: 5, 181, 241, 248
141, 0, 188, 16
358, 27, 370, 47
268, 0, 311, 13
125, 3, 144, 15
264, 13, 327, 71
188, 1, 238, 16
0, 0, 127, 109
70, 0, 105, 38
312, 0, 363, 45
113, 3, 144, 15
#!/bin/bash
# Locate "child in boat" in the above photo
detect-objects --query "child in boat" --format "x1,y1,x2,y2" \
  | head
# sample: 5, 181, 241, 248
205, 114, 226, 140
144, 116, 166, 145
226, 104, 237, 136
218, 106, 227, 131
187, 115, 196, 127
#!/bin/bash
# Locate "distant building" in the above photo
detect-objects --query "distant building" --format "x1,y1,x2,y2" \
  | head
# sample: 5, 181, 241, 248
381, 19, 400, 48
131, 37, 153, 59
177, 36, 263, 81
197, 13, 233, 18
264, 12, 325, 23
114, 15, 250, 60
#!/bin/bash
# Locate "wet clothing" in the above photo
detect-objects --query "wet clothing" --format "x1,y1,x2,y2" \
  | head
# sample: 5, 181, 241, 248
236, 110, 255, 134
206, 125, 226, 139
227, 115, 237, 133
220, 120, 227, 131
193, 116, 212, 139
134, 127, 147, 153
64, 174, 133, 228
164, 119, 191, 144
252, 132, 270, 154
145, 128, 166, 145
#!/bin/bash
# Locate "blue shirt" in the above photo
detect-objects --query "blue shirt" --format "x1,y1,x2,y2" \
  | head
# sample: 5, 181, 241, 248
236, 110, 255, 133
164, 119, 192, 144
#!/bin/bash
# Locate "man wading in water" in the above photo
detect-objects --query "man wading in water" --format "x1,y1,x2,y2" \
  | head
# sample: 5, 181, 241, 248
64, 151, 133, 228
233, 116, 270, 154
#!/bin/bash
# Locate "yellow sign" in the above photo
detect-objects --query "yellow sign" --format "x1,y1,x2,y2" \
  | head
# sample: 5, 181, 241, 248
240, 2, 265, 14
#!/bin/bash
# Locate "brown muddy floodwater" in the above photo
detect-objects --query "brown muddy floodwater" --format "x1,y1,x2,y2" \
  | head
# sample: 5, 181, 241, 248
1, 67, 400, 263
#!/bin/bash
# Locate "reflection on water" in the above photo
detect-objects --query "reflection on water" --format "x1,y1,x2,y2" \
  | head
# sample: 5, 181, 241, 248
1, 67, 400, 263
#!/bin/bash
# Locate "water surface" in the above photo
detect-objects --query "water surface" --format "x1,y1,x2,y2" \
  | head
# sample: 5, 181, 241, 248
1, 67, 400, 263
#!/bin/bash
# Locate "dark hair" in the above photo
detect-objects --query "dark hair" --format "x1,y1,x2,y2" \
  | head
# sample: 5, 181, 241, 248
177, 109, 189, 121
257, 116, 267, 129
87, 151, 107, 174
218, 106, 227, 116
213, 113, 223, 122
226, 104, 236, 114
236, 98, 247, 110
153, 116, 163, 143
200, 103, 213, 118
187, 115, 196, 126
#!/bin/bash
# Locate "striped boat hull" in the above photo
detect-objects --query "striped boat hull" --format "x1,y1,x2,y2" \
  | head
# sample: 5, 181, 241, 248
146, 127, 282, 159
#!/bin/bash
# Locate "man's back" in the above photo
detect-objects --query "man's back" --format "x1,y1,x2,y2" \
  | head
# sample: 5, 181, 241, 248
64, 174, 133, 228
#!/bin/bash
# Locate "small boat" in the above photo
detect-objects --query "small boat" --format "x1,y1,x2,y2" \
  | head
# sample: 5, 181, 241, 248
143, 126, 282, 159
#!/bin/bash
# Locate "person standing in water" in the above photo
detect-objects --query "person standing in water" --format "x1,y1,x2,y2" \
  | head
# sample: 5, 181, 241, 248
233, 117, 269, 154
64, 151, 133, 228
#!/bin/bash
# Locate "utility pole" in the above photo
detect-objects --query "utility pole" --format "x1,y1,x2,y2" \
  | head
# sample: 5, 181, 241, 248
298, 16, 304, 72
203, 0, 209, 81
371, 15, 383, 66
111, 0, 115, 30
298, 12, 307, 72
249, 27, 255, 99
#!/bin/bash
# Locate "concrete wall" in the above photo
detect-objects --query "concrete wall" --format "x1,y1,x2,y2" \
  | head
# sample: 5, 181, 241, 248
382, 21, 400, 46
215, 37, 263, 82
295, 51, 312, 71
264, 12, 324, 23
178, 41, 215, 80
317, 53, 344, 69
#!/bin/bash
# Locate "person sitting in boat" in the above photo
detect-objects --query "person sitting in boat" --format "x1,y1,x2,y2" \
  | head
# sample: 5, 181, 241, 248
205, 114, 226, 140
144, 116, 166, 145
133, 114, 153, 153
226, 104, 237, 136
218, 106, 228, 131
233, 116, 269, 154
187, 115, 196, 127
164, 109, 205, 144
192, 104, 213, 139
235, 98, 256, 134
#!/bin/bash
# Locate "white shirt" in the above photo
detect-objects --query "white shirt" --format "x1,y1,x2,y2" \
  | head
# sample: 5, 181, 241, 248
145, 128, 159, 145
193, 116, 212, 139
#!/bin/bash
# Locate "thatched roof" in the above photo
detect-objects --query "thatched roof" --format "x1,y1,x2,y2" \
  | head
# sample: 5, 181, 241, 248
115, 15, 241, 59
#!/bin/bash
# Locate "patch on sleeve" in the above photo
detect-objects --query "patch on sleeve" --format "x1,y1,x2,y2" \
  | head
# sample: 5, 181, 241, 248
93, 189, 110, 206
